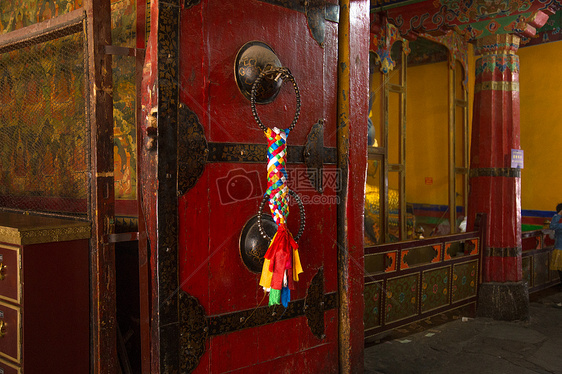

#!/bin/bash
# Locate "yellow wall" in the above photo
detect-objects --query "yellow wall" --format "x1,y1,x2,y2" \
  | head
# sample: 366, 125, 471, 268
371, 43, 476, 209
519, 41, 562, 211
404, 46, 475, 208
371, 38, 560, 215
406, 60, 450, 205
402, 40, 561, 213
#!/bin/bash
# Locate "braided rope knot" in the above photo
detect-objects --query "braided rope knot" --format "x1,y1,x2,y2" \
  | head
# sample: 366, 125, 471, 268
253, 70, 303, 307
265, 127, 290, 225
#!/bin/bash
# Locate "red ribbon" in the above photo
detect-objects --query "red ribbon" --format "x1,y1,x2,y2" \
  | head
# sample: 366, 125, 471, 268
263, 224, 299, 290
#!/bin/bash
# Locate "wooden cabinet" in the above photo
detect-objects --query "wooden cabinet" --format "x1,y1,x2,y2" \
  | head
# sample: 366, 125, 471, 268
0, 212, 90, 373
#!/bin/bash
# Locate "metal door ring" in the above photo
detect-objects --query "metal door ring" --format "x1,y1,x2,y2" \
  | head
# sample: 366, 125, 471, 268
251, 67, 301, 133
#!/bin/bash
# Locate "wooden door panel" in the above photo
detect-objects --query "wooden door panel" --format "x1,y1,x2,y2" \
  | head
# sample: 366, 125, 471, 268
180, 163, 266, 314
209, 313, 338, 373
180, 160, 339, 313
211, 328, 260, 372
179, 168, 213, 311
224, 341, 338, 374
207, 164, 265, 314
178, 0, 339, 372
200, 1, 338, 146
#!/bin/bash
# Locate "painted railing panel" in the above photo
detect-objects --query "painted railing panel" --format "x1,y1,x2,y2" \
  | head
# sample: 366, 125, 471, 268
364, 219, 560, 339
364, 215, 485, 338
522, 229, 559, 292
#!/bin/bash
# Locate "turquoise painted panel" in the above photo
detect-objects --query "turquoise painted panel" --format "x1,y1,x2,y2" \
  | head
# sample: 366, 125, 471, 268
421, 267, 450, 313
385, 274, 419, 324
452, 261, 477, 302
364, 282, 383, 330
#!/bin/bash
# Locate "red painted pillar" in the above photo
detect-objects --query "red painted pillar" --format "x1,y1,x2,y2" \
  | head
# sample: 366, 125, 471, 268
468, 34, 528, 320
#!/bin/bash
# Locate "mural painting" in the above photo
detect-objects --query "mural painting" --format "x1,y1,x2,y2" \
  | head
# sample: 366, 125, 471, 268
0, 33, 87, 210
0, 0, 138, 207
0, 0, 83, 34
111, 0, 137, 200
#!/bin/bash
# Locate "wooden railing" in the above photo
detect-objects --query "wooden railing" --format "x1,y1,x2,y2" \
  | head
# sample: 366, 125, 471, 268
363, 214, 486, 338
521, 228, 559, 293
363, 218, 559, 339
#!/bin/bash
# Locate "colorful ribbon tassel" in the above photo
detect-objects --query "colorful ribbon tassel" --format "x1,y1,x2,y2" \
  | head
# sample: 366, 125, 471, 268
259, 127, 303, 307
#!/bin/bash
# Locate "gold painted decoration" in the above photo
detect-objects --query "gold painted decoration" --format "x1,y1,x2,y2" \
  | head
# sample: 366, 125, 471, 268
0, 0, 140, 207
111, 0, 138, 200
0, 212, 90, 246
0, 1, 83, 35
475, 33, 521, 54
474, 81, 520, 93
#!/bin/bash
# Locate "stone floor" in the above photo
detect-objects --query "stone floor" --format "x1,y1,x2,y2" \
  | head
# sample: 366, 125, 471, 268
364, 288, 562, 374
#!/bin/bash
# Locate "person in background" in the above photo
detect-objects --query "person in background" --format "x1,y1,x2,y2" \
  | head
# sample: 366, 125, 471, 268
549, 203, 562, 291
459, 216, 467, 233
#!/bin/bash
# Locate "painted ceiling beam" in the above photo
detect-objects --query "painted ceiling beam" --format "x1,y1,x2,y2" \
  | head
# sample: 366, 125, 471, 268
371, 0, 560, 41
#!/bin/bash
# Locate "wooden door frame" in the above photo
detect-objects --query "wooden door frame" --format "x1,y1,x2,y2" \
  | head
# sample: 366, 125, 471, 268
140, 0, 181, 371
84, 0, 117, 372
336, 1, 369, 373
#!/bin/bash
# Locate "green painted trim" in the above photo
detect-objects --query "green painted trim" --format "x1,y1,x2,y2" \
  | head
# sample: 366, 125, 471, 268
457, 12, 533, 39
415, 217, 445, 225
522, 224, 542, 232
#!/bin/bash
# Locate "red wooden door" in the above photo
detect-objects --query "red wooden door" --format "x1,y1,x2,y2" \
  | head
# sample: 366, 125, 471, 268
177, 1, 340, 372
